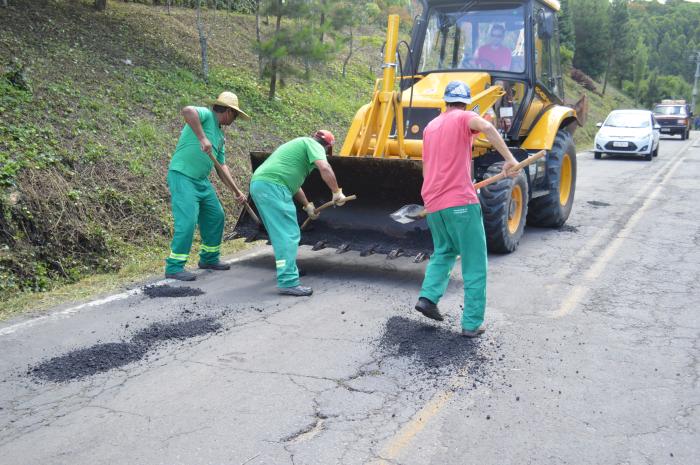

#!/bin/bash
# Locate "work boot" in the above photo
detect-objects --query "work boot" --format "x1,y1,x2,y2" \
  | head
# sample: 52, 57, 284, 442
415, 297, 444, 321
278, 285, 313, 297
461, 327, 486, 338
165, 271, 197, 281
198, 261, 231, 271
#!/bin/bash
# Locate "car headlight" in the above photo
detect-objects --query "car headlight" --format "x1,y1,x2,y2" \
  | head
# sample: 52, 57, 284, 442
677, 119, 686, 124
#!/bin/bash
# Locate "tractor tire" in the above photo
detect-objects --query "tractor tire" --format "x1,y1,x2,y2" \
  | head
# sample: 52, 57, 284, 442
479, 162, 529, 254
527, 129, 576, 228
594, 151, 602, 159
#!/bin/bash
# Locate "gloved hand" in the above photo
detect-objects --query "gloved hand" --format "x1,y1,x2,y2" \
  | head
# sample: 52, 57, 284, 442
303, 202, 319, 220
332, 188, 346, 206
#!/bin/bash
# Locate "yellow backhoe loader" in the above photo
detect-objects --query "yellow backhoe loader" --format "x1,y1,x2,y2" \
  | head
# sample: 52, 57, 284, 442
234, 0, 587, 259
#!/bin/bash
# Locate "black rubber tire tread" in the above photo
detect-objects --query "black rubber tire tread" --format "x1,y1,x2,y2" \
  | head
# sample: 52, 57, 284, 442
526, 129, 577, 228
644, 151, 652, 161
653, 145, 658, 157
594, 151, 601, 159
479, 162, 529, 254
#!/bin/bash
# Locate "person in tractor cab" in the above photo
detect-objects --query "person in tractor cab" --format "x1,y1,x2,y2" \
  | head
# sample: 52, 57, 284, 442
249, 131, 347, 297
474, 24, 512, 71
414, 81, 519, 337
165, 91, 250, 282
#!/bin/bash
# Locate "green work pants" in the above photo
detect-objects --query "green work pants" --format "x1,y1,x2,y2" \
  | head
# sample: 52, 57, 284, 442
165, 170, 225, 274
419, 204, 487, 331
249, 180, 300, 288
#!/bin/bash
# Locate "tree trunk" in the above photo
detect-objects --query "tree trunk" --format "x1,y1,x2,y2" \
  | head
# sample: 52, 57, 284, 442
342, 29, 353, 78
166, 0, 170, 14
196, 0, 209, 82
319, 0, 326, 43
268, 9, 282, 100
95, 0, 107, 11
256, 0, 263, 79
602, 48, 613, 96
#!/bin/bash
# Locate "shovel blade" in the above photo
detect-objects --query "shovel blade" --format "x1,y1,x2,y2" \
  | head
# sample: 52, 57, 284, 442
390, 204, 426, 224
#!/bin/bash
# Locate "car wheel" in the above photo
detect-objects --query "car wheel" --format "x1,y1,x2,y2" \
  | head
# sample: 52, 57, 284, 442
653, 145, 658, 157
594, 151, 602, 159
644, 151, 652, 161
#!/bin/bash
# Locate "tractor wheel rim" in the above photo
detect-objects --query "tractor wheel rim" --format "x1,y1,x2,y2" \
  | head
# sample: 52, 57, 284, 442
559, 154, 572, 206
507, 184, 523, 234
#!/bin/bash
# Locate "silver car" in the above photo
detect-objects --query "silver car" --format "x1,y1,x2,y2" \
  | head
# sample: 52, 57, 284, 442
594, 110, 660, 161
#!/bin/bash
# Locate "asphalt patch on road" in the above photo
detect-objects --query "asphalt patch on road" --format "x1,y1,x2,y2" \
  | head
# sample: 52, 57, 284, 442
132, 318, 221, 345
379, 316, 492, 376
28, 317, 221, 383
558, 224, 579, 233
587, 201, 611, 207
28, 342, 147, 383
143, 284, 204, 298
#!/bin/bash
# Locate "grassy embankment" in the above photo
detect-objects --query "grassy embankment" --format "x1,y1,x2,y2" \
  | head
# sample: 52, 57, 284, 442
0, 1, 634, 320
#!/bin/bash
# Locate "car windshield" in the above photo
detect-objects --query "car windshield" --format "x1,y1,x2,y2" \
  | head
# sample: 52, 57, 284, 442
653, 106, 686, 116
604, 113, 650, 128
419, 2, 526, 73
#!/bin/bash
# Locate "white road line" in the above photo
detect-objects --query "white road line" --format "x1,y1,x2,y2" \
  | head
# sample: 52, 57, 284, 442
553, 146, 689, 318
0, 247, 269, 337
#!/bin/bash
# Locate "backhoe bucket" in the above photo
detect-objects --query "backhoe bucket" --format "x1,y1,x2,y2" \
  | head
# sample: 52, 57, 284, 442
232, 152, 433, 259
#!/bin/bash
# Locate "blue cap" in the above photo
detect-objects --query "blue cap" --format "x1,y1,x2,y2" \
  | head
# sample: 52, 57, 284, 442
443, 81, 472, 104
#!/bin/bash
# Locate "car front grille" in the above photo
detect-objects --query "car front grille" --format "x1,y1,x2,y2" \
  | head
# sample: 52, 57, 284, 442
604, 141, 638, 152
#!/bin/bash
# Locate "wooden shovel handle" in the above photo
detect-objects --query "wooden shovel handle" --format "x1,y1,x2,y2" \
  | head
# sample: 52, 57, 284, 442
416, 150, 547, 219
473, 150, 546, 190
300, 195, 358, 230
205, 151, 262, 225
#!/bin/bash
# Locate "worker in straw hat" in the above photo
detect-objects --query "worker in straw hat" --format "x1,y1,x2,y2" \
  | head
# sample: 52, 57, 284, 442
250, 130, 346, 296
164, 91, 250, 281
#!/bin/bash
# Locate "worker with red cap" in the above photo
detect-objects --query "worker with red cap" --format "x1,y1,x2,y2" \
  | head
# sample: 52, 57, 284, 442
250, 130, 346, 296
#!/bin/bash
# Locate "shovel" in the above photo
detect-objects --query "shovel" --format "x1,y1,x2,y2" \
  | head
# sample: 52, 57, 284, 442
204, 149, 262, 226
390, 150, 546, 224
300, 195, 358, 231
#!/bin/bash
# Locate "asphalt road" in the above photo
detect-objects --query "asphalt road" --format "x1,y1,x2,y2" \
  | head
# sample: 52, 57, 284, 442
1, 134, 699, 465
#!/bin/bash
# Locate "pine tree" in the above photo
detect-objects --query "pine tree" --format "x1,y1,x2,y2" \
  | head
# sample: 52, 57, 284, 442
558, 0, 575, 53
571, 0, 610, 78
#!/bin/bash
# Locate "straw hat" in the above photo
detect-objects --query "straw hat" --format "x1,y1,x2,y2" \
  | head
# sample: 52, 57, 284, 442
213, 91, 250, 119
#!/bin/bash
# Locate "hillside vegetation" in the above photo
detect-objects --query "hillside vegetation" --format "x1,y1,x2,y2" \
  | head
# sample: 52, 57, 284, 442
1, 0, 632, 317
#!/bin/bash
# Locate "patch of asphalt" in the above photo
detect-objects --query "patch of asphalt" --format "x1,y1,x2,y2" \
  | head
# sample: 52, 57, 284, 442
142, 284, 205, 298
28, 316, 221, 383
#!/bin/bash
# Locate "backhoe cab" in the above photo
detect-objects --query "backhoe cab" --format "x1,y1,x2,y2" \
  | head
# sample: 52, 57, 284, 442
234, 0, 586, 258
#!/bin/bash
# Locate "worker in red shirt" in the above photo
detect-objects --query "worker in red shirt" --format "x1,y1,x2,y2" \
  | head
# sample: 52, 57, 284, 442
414, 80, 519, 337
474, 24, 512, 71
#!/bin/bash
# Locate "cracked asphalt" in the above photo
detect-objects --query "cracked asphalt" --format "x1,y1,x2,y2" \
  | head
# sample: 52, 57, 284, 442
1, 134, 699, 465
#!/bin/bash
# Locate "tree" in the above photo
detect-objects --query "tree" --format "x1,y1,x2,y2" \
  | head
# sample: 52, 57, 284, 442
257, 0, 331, 99
558, 0, 575, 53
602, 0, 632, 95
196, 0, 209, 82
571, 0, 610, 78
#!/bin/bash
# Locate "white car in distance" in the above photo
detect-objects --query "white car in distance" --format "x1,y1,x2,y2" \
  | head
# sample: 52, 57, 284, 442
594, 110, 660, 161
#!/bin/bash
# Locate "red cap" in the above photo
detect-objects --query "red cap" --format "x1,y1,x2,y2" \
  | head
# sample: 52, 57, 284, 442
314, 130, 335, 154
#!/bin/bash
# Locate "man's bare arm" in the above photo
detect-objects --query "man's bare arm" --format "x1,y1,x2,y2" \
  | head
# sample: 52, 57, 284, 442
314, 159, 340, 192
469, 116, 519, 176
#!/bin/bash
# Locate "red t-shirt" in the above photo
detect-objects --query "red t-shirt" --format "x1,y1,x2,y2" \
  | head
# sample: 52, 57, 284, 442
475, 45, 512, 71
421, 109, 481, 213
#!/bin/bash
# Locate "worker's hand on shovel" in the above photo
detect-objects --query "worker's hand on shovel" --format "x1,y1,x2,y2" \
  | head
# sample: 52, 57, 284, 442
234, 192, 247, 204
303, 202, 320, 220
502, 159, 521, 178
332, 188, 347, 206
200, 136, 213, 156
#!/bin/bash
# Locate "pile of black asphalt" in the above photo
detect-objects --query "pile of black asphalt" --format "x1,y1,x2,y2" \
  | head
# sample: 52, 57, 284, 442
379, 316, 497, 379
143, 284, 205, 298
28, 317, 221, 383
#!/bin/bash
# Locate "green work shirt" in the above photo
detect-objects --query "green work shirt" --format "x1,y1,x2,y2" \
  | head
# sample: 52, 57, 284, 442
169, 107, 225, 180
251, 137, 327, 194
